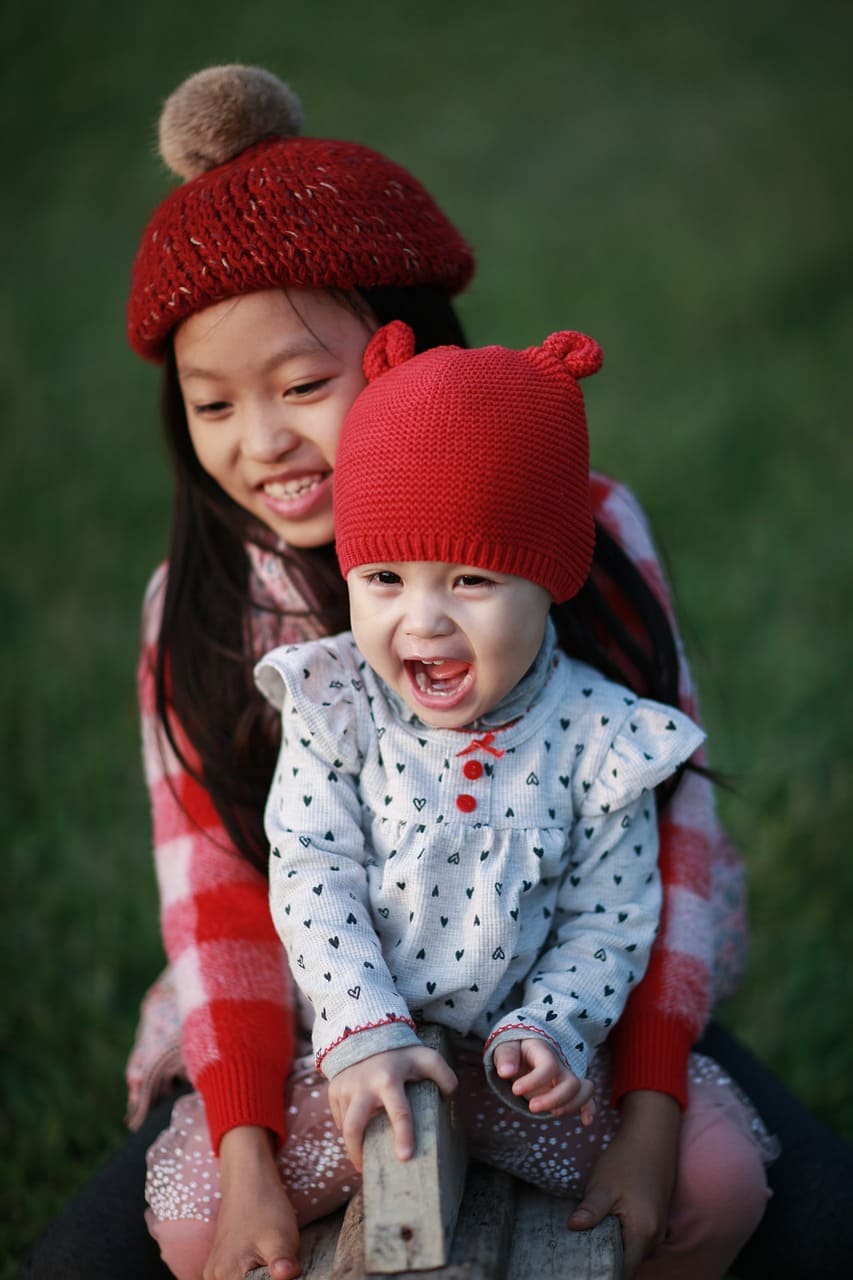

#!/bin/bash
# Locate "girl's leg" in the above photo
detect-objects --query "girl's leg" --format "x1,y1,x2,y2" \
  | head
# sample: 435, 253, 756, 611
698, 1019, 853, 1280
24, 1086, 190, 1280
144, 1216, 217, 1280
145, 1059, 358, 1280
636, 1085, 770, 1280
455, 1049, 771, 1278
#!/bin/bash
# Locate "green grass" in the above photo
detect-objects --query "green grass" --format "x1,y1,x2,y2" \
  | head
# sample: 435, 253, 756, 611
3, 0, 852, 1269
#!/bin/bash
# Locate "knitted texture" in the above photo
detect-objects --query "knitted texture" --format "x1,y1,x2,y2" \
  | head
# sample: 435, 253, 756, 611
128, 129, 473, 361
334, 324, 602, 603
129, 477, 747, 1137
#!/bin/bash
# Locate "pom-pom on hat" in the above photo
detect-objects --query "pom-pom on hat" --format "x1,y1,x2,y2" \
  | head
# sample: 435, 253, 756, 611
334, 323, 602, 604
127, 65, 474, 362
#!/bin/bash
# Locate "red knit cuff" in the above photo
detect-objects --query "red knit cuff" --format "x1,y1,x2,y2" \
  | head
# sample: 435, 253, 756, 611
198, 1058, 288, 1156
608, 1011, 693, 1110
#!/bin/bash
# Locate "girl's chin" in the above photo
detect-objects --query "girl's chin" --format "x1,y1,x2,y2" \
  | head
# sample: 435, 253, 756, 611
255, 503, 335, 548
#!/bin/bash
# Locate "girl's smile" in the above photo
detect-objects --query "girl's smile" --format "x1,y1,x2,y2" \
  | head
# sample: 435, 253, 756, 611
174, 288, 375, 548
347, 562, 552, 728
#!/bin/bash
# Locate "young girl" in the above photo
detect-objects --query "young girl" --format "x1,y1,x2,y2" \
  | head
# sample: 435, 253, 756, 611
256, 323, 741, 1200
150, 322, 774, 1280
27, 61, 853, 1280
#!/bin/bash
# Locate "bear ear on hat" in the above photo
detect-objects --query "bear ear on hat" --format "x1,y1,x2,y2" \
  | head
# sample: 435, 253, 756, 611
535, 330, 604, 381
362, 320, 417, 382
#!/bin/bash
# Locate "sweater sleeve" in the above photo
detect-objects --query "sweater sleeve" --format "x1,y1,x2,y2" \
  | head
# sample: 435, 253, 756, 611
590, 475, 748, 1107
138, 566, 295, 1153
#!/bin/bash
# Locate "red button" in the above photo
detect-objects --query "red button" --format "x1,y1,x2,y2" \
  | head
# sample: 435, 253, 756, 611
456, 794, 477, 813
462, 760, 483, 781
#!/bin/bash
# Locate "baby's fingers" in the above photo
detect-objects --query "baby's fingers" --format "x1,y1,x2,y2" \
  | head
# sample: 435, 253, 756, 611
530, 1073, 595, 1118
382, 1087, 416, 1163
493, 1040, 522, 1081
340, 1094, 377, 1172
580, 1097, 597, 1126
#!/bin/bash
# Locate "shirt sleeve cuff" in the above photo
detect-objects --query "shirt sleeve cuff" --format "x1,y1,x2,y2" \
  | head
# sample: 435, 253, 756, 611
319, 1019, 420, 1079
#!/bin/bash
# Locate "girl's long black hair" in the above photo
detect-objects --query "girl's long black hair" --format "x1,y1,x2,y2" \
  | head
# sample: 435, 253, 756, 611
153, 285, 685, 874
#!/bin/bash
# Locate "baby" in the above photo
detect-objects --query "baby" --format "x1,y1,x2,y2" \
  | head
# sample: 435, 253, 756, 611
256, 322, 704, 1169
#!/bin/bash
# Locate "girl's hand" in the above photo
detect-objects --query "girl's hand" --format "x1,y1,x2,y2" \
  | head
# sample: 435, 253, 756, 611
493, 1038, 596, 1123
567, 1089, 681, 1279
203, 1125, 301, 1280
328, 1045, 458, 1172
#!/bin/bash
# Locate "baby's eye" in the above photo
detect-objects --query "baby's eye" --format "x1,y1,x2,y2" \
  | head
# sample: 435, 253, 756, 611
455, 574, 492, 588
368, 570, 402, 586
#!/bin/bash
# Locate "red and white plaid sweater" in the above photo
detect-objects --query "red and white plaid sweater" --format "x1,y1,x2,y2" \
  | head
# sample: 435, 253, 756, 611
128, 475, 747, 1153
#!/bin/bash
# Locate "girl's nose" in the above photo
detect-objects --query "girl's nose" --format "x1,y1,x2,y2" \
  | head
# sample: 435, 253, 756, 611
242, 404, 300, 462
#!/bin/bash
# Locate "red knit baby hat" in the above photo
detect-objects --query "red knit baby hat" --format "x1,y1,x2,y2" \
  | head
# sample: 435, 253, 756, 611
127, 66, 474, 362
334, 322, 602, 603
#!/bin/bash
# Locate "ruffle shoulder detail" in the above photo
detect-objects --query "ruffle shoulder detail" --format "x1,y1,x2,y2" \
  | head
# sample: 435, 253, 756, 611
254, 632, 366, 773
580, 696, 705, 817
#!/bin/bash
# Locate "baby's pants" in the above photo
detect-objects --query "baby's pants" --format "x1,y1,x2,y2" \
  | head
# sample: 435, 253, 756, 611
146, 1050, 772, 1280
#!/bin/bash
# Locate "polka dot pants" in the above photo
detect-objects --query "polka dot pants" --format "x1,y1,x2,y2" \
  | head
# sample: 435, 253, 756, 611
146, 1048, 775, 1279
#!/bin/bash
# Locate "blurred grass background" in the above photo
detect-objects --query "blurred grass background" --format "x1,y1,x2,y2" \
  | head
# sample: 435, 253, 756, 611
2, 0, 851, 1269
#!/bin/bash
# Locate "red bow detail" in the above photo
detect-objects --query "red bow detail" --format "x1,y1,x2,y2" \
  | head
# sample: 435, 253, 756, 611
455, 733, 505, 759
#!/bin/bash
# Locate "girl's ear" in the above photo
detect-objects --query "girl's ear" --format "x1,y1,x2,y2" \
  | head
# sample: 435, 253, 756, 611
362, 320, 417, 382
536, 331, 604, 381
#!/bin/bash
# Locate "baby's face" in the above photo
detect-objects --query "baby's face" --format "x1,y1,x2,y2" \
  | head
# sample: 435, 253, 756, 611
347, 562, 551, 729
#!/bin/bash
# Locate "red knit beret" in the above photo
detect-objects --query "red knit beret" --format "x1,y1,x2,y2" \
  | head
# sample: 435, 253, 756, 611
334, 323, 602, 603
127, 66, 474, 362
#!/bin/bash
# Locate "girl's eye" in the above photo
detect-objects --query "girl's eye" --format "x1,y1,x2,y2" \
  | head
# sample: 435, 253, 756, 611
287, 378, 328, 398
369, 571, 402, 586
194, 400, 231, 416
456, 574, 492, 588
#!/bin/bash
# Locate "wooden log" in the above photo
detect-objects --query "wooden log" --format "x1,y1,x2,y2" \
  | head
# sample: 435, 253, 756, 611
245, 1171, 623, 1280
361, 1024, 468, 1273
508, 1186, 623, 1280
246, 1018, 623, 1280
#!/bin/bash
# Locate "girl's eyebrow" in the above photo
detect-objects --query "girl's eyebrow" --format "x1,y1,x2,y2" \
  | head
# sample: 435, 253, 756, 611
178, 336, 331, 381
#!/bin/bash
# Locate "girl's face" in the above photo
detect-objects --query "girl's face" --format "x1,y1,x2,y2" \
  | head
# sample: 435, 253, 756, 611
174, 288, 375, 547
347, 562, 552, 729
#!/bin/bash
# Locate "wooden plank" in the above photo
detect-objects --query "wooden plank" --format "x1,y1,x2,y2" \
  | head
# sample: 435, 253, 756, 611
320, 1160, 516, 1280
245, 1169, 623, 1280
362, 1024, 468, 1273
421, 1161, 517, 1280
507, 1187, 622, 1280
331, 1190, 368, 1280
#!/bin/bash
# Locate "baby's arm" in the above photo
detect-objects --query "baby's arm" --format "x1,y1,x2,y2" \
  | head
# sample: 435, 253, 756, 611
484, 788, 664, 1101
329, 1045, 458, 1171
257, 644, 420, 1068
492, 1037, 595, 1123
264, 703, 419, 1069
485, 696, 705, 1104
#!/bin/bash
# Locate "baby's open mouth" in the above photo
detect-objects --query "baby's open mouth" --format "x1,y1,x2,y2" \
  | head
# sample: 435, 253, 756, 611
405, 658, 472, 696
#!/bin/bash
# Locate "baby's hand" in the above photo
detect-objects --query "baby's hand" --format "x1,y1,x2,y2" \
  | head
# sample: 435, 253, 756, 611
328, 1045, 458, 1172
493, 1037, 596, 1124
